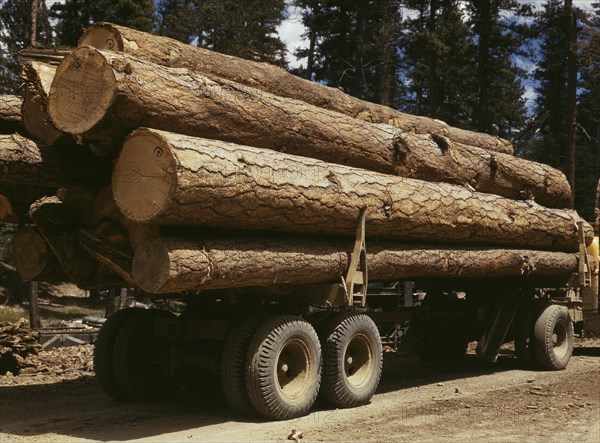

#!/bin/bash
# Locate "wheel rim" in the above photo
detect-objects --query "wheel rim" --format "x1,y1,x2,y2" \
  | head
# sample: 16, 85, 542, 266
343, 333, 373, 389
275, 338, 312, 400
552, 319, 569, 358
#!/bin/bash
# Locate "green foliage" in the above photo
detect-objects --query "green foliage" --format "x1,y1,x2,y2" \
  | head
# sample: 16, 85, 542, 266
49, 0, 95, 47
157, 0, 196, 43
575, 2, 600, 221
294, 0, 403, 104
465, 0, 530, 137
402, 0, 476, 126
92, 0, 156, 32
0, 0, 53, 94
194, 0, 287, 65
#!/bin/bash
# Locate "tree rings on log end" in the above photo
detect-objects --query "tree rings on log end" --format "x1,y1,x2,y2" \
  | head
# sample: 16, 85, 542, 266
78, 23, 125, 53
113, 129, 177, 223
48, 47, 116, 134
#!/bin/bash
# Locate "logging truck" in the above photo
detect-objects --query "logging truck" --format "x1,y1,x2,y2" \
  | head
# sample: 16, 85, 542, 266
3, 23, 597, 423
92, 209, 599, 421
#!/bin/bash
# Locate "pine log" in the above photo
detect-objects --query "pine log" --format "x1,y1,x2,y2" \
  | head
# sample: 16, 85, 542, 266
0, 133, 110, 189
0, 95, 24, 134
133, 236, 579, 294
48, 48, 569, 207
19, 46, 71, 66
113, 129, 592, 252
79, 22, 514, 155
12, 227, 68, 282
28, 196, 124, 289
21, 62, 67, 145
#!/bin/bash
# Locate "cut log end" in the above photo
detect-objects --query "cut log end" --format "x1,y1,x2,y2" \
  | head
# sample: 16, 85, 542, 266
48, 47, 116, 134
132, 239, 182, 293
113, 129, 177, 222
13, 228, 52, 280
78, 23, 124, 52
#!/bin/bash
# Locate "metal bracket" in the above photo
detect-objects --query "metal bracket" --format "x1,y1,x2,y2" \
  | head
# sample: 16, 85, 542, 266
577, 221, 591, 288
345, 207, 368, 307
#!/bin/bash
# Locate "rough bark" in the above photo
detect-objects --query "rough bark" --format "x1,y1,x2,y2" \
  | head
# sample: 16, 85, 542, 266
0, 95, 24, 134
0, 133, 109, 189
113, 129, 592, 252
28, 196, 124, 289
133, 236, 579, 294
49, 48, 568, 206
20, 62, 67, 145
79, 22, 514, 155
12, 227, 68, 282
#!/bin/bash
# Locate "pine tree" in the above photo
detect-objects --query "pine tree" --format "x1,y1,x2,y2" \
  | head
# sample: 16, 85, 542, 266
576, 1, 600, 221
0, 0, 53, 94
402, 0, 475, 126
50, 0, 95, 47
194, 0, 287, 65
157, 0, 196, 44
530, 0, 569, 168
293, 0, 402, 105
466, 0, 530, 137
91, 0, 156, 33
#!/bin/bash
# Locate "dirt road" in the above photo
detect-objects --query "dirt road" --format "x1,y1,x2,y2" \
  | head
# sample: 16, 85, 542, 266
1, 341, 598, 442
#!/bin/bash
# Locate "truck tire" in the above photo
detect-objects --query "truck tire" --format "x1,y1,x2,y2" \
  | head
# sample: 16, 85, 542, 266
113, 309, 179, 401
221, 315, 266, 416
532, 305, 573, 370
245, 315, 321, 420
93, 308, 142, 400
320, 312, 382, 408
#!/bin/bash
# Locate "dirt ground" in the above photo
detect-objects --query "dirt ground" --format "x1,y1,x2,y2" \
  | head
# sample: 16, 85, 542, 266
0, 338, 598, 443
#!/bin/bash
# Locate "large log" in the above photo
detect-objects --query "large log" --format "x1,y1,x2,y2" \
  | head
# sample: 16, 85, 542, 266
20, 62, 67, 145
28, 196, 124, 289
12, 227, 68, 282
133, 236, 579, 294
113, 129, 592, 252
0, 95, 24, 135
79, 22, 514, 155
48, 48, 570, 207
0, 133, 110, 188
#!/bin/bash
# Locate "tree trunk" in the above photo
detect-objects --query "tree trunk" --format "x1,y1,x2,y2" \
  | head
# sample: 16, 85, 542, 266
133, 236, 579, 294
12, 227, 68, 282
563, 0, 577, 199
0, 133, 109, 189
28, 196, 124, 289
113, 128, 592, 252
49, 48, 569, 207
78, 22, 514, 155
0, 95, 24, 135
21, 61, 67, 145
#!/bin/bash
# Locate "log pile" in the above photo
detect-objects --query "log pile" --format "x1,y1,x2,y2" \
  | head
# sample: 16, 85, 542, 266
1, 23, 595, 296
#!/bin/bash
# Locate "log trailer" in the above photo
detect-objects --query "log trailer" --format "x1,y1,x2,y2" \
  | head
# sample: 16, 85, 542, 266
94, 212, 599, 421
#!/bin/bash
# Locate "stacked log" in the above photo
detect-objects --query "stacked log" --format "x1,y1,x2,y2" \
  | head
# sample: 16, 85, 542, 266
0, 95, 24, 135
48, 47, 570, 207
79, 22, 514, 155
2, 24, 594, 296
